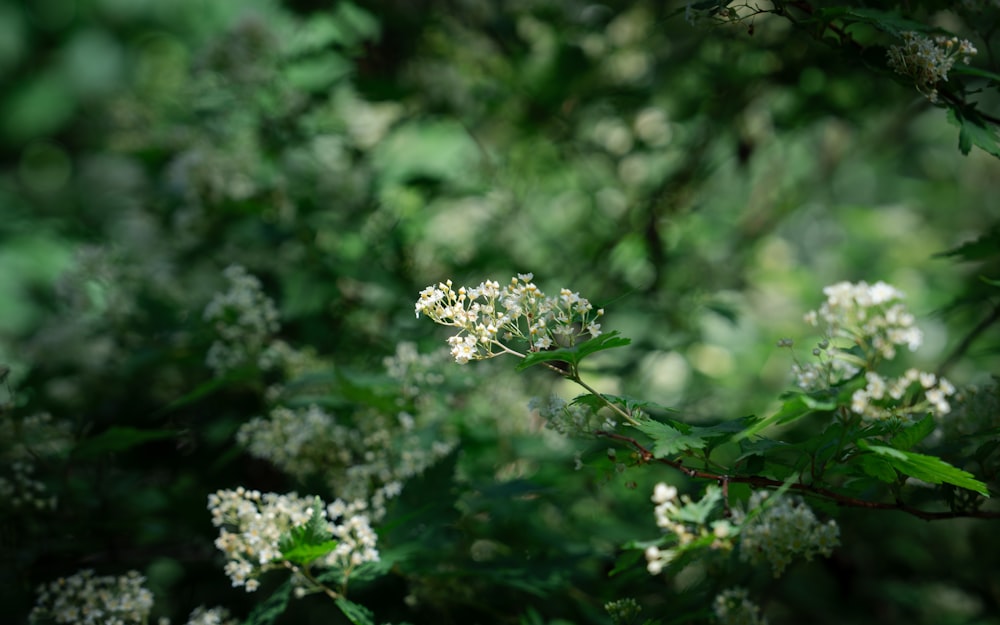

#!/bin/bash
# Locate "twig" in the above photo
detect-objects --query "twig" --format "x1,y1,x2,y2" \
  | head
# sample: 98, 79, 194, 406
937, 299, 1000, 377
594, 430, 1000, 521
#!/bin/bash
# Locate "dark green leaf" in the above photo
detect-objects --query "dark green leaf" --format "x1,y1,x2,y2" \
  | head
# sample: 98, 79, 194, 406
889, 415, 935, 450
948, 108, 1000, 158
516, 331, 630, 371
935, 227, 1000, 261
858, 454, 897, 483
73, 427, 177, 458
336, 598, 375, 625
242, 581, 292, 625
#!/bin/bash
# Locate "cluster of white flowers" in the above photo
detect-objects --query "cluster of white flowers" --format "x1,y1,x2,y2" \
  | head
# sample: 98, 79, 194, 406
791, 281, 957, 423
203, 265, 281, 376
183, 606, 238, 625
30, 569, 154, 625
713, 587, 768, 625
645, 483, 732, 575
0, 460, 56, 511
383, 341, 451, 399
887, 31, 978, 102
0, 412, 73, 512
804, 281, 922, 363
604, 597, 642, 625
207, 487, 379, 593
732, 491, 839, 578
237, 404, 454, 521
851, 368, 956, 423
415, 274, 604, 364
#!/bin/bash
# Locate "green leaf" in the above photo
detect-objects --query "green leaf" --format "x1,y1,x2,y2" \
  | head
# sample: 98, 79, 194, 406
73, 426, 177, 458
859, 442, 990, 496
935, 227, 1000, 261
737, 392, 835, 439
279, 498, 338, 566
813, 8, 931, 36
948, 108, 1000, 158
858, 454, 898, 483
242, 581, 292, 625
889, 415, 935, 450
336, 598, 375, 625
632, 418, 706, 457
952, 65, 1000, 84
516, 331, 631, 371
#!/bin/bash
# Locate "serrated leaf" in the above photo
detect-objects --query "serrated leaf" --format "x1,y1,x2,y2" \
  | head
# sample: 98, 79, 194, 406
242, 581, 292, 625
860, 442, 989, 496
948, 108, 1000, 158
516, 331, 630, 371
889, 415, 935, 450
336, 598, 375, 625
279, 498, 337, 566
632, 419, 706, 456
934, 227, 1000, 260
859, 454, 898, 483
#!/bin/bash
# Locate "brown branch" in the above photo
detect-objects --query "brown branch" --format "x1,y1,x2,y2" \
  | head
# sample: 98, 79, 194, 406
595, 430, 1000, 521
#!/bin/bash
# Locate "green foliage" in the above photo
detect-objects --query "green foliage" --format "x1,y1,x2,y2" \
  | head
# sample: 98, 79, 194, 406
278, 498, 338, 566
2, 1, 1000, 625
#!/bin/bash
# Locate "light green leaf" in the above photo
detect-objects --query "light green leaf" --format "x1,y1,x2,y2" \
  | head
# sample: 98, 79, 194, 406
633, 419, 706, 457
737, 392, 835, 439
279, 498, 338, 566
860, 442, 989, 496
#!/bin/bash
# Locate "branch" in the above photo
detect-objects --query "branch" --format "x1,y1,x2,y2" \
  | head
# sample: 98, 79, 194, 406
937, 298, 1000, 377
595, 430, 1000, 521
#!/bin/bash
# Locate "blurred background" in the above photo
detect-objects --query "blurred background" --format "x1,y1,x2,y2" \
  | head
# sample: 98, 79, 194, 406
2, 1, 999, 623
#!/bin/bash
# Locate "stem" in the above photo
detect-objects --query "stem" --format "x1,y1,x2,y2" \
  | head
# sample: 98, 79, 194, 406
567, 373, 640, 426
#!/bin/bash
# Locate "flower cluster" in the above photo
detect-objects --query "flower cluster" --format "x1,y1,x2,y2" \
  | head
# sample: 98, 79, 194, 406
732, 491, 839, 577
851, 368, 956, 423
415, 274, 604, 364
237, 403, 454, 521
804, 281, 922, 364
207, 487, 379, 593
644, 483, 732, 574
887, 31, 977, 102
0, 460, 56, 511
30, 569, 155, 625
184, 606, 238, 625
713, 587, 768, 625
790, 281, 957, 423
203, 265, 281, 376
604, 597, 642, 625
0, 412, 72, 512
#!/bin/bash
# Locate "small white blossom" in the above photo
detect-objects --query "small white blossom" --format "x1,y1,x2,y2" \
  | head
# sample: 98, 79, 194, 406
415, 274, 605, 364
887, 31, 978, 102
732, 492, 839, 578
713, 587, 768, 625
31, 569, 155, 625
